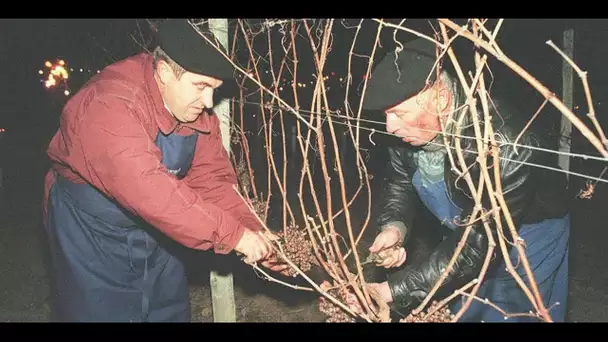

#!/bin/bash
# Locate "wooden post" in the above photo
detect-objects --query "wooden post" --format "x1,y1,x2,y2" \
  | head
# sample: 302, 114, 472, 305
208, 18, 237, 323
559, 28, 574, 180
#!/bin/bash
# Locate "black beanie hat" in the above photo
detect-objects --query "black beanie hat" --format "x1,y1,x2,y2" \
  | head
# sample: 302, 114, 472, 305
362, 38, 442, 111
157, 19, 236, 81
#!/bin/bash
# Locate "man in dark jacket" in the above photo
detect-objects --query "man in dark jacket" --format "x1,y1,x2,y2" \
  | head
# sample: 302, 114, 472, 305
359, 38, 571, 322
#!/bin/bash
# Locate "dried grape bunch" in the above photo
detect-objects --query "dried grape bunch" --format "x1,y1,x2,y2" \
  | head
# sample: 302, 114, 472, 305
400, 301, 455, 323
230, 131, 241, 146
235, 159, 250, 194
250, 198, 268, 224
318, 286, 356, 323
276, 223, 314, 277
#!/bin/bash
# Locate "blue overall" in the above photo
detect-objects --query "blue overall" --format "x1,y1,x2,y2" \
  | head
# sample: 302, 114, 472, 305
410, 153, 569, 322
45, 130, 199, 322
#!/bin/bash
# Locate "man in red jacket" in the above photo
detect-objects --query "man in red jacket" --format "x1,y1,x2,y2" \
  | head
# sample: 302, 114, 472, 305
43, 19, 284, 322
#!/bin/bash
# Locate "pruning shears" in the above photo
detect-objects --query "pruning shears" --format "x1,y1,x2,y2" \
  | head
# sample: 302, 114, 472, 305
360, 245, 401, 266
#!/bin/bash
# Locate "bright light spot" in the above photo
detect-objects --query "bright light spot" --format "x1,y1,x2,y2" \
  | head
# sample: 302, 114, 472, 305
279, 87, 283, 91
64, 90, 70, 96
56, 66, 68, 79
38, 70, 43, 75
97, 70, 100, 73
45, 61, 52, 68
59, 60, 65, 66
80, 68, 83, 72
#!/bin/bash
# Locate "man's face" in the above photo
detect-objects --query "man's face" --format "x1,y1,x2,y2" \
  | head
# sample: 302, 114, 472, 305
384, 85, 447, 146
156, 61, 224, 123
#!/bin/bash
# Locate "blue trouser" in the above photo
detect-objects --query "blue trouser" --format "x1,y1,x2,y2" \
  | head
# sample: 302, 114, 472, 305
44, 130, 198, 322
412, 169, 569, 322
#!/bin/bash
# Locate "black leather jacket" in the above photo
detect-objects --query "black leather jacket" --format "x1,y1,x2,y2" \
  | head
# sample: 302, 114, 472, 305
375, 91, 572, 315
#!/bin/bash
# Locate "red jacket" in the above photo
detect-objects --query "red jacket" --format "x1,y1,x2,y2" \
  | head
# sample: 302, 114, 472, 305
44, 52, 261, 254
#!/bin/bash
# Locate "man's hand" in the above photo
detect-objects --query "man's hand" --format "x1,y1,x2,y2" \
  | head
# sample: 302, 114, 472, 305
341, 282, 393, 316
369, 281, 393, 304
260, 254, 291, 275
258, 230, 292, 275
369, 226, 406, 268
234, 228, 273, 264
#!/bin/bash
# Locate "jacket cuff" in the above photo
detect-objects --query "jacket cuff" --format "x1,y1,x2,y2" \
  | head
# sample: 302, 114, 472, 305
381, 221, 408, 244
214, 223, 245, 255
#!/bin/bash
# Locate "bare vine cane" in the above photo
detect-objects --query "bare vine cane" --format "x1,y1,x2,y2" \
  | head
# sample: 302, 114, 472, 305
438, 19, 608, 159
232, 184, 375, 322
187, 18, 603, 323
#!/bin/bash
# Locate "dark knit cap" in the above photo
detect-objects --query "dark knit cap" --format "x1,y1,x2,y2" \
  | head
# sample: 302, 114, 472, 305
157, 19, 236, 80
362, 37, 442, 111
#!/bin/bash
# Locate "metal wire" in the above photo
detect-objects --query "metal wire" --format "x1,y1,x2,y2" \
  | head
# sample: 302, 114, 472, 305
232, 99, 608, 163
227, 99, 608, 184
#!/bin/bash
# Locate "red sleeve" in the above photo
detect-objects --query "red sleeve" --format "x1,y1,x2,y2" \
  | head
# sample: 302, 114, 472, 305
182, 114, 264, 233
75, 95, 245, 254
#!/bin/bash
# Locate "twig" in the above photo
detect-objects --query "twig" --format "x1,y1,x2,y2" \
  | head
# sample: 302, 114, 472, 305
220, 18, 605, 324
190, 20, 317, 131
438, 19, 608, 159
423, 278, 478, 319
457, 292, 540, 321
250, 262, 314, 291
303, 19, 375, 317
546, 39, 608, 149
232, 184, 372, 322
372, 19, 445, 49
513, 97, 550, 155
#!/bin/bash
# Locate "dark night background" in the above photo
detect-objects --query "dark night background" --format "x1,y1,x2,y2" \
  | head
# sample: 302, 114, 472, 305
0, 18, 607, 322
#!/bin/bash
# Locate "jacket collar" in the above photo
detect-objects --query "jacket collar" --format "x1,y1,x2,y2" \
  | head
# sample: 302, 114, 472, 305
144, 53, 212, 135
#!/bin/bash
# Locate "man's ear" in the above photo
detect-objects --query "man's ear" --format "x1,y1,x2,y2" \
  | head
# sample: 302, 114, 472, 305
156, 60, 172, 85
434, 83, 450, 113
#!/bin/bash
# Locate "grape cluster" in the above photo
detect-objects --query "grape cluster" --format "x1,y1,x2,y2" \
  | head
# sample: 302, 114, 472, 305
276, 224, 314, 277
318, 288, 356, 323
235, 159, 251, 194
230, 132, 241, 146
400, 301, 455, 323
251, 199, 267, 224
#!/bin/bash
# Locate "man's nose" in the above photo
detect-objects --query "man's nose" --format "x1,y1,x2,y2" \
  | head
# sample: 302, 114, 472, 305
385, 112, 401, 133
202, 89, 214, 109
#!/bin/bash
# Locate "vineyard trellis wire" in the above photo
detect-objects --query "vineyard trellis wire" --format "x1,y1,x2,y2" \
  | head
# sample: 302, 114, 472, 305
186, 18, 607, 323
